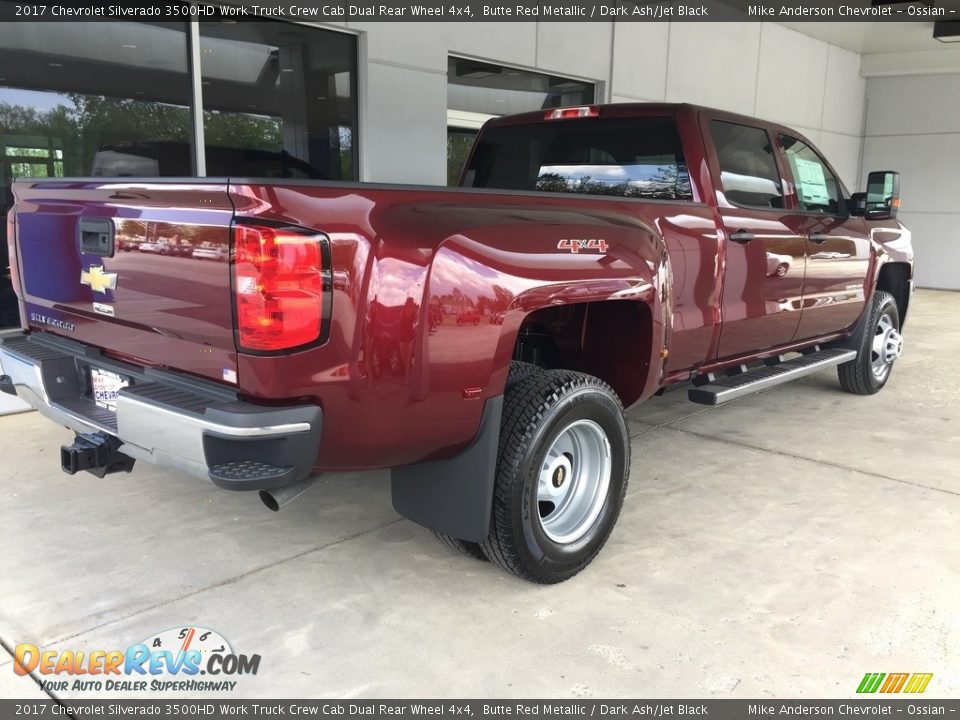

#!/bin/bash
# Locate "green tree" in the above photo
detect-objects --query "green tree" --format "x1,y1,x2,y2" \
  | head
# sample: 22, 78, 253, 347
2, 93, 351, 179
204, 111, 282, 151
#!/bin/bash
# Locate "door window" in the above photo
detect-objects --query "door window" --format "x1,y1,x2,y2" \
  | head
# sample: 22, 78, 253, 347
779, 135, 844, 215
709, 120, 784, 209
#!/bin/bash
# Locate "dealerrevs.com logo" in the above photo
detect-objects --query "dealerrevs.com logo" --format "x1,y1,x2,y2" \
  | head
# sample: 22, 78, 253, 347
14, 626, 260, 693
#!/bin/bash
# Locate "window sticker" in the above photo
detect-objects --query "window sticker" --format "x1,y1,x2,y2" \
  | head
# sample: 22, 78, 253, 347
794, 157, 830, 205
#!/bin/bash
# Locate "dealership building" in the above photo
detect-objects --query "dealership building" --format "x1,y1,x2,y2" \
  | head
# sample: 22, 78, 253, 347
2, 10, 959, 336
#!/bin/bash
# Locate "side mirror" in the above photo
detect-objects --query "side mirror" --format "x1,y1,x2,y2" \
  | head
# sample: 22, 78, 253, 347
847, 192, 867, 216
860, 170, 901, 220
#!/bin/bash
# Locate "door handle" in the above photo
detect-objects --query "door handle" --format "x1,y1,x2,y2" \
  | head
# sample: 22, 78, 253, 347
808, 234, 830, 244
728, 230, 754, 244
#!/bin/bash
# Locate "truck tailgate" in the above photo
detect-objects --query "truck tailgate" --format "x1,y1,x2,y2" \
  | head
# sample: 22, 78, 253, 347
10, 181, 237, 384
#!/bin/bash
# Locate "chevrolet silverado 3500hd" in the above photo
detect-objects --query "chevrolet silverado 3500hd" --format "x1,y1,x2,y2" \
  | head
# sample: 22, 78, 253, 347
0, 104, 912, 583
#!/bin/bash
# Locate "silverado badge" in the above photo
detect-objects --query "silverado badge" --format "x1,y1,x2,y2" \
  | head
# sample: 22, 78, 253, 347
80, 265, 118, 294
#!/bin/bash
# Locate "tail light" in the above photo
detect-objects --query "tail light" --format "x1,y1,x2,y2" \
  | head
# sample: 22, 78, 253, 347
232, 223, 329, 352
5, 208, 21, 298
545, 106, 600, 120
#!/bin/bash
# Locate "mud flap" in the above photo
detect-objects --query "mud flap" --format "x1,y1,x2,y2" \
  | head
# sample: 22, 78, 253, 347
390, 395, 502, 543
827, 296, 872, 352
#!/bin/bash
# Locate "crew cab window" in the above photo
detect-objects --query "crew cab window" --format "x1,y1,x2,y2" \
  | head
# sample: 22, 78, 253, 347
709, 120, 784, 209
779, 135, 844, 215
463, 117, 693, 201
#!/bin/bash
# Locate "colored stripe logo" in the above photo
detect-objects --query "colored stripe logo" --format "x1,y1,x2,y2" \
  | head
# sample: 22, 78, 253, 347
857, 673, 933, 694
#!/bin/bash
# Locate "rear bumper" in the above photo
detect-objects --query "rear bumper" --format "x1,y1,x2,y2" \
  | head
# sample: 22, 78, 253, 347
0, 331, 322, 490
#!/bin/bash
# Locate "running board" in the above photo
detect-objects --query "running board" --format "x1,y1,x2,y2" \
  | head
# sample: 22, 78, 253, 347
688, 348, 857, 406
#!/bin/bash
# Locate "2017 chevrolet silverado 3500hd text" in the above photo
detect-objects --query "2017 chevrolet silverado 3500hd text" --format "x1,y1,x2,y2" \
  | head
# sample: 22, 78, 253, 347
0, 104, 913, 583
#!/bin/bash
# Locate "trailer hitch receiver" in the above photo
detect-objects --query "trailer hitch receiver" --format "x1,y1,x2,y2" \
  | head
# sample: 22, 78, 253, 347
61, 432, 136, 478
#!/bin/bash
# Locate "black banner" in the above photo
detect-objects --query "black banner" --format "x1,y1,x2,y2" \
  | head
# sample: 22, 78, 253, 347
1, 0, 959, 22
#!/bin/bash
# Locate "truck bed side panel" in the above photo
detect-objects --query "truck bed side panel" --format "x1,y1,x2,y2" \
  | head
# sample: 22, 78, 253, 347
229, 182, 721, 471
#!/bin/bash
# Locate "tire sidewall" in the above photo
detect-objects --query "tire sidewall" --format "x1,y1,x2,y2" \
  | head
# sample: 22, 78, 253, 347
861, 292, 900, 392
512, 385, 628, 577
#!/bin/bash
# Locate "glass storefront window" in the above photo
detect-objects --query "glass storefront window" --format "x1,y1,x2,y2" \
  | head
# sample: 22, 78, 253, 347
0, 20, 192, 327
0, 17, 360, 328
447, 128, 478, 185
448, 58, 594, 117
198, 22, 358, 181
446, 57, 595, 185
0, 21, 192, 184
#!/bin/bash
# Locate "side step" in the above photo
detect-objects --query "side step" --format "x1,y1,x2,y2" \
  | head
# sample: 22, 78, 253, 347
688, 348, 857, 406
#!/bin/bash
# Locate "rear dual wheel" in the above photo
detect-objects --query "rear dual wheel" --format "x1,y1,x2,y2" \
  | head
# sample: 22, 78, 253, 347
432, 361, 544, 564
433, 530, 487, 561
483, 368, 629, 583
436, 365, 630, 583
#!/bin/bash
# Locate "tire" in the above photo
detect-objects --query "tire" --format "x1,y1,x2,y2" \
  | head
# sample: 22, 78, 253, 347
431, 362, 543, 565
506, 360, 541, 388
433, 531, 487, 561
482, 370, 630, 584
838, 290, 902, 395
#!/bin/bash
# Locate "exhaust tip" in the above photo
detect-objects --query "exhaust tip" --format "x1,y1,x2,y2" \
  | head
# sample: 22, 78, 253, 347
259, 489, 281, 512
257, 473, 325, 512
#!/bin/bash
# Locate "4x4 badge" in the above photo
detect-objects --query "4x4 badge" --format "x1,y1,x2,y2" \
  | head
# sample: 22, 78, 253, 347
557, 238, 608, 254
80, 265, 118, 294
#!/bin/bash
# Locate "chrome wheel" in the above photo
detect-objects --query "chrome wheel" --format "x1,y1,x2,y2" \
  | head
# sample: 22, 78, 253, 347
871, 312, 902, 382
538, 419, 611, 544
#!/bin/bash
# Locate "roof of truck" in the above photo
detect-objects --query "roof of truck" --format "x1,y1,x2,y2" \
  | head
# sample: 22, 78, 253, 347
484, 102, 777, 131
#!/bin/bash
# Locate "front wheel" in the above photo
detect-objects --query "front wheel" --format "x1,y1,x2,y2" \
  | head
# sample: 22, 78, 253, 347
482, 370, 630, 584
838, 290, 902, 395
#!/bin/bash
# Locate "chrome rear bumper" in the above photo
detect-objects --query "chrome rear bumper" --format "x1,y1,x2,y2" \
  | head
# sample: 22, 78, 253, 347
0, 332, 322, 489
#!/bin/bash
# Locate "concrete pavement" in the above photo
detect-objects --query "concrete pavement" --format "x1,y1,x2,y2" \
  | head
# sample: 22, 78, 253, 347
0, 290, 957, 699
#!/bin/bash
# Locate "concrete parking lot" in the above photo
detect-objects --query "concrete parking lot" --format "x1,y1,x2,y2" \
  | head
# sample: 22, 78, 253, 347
1, 289, 957, 700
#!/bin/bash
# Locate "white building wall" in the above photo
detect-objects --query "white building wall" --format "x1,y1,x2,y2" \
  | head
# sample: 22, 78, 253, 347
862, 74, 960, 291
322, 21, 866, 190
622, 22, 865, 187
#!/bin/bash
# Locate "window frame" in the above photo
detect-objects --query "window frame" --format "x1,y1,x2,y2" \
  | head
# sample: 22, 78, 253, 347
705, 117, 788, 213
776, 132, 850, 219
191, 18, 360, 181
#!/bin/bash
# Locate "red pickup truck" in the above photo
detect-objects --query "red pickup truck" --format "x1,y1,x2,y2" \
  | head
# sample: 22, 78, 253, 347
1, 104, 912, 583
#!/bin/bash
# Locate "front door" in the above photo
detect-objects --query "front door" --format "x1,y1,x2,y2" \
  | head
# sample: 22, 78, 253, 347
776, 133, 871, 340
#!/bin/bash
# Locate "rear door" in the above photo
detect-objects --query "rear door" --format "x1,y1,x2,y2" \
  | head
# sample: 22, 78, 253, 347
775, 133, 871, 340
10, 180, 238, 384
703, 116, 806, 359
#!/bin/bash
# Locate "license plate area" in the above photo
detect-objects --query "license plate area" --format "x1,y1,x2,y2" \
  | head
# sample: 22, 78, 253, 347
89, 367, 129, 413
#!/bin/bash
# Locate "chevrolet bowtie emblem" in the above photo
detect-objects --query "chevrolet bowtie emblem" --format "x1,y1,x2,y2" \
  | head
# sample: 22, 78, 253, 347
80, 265, 118, 294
